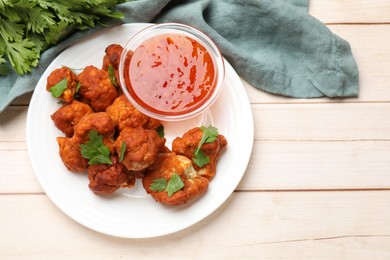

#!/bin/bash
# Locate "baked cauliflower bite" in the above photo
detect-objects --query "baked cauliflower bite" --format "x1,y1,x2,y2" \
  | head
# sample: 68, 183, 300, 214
57, 137, 88, 173
114, 127, 166, 171
46, 66, 78, 103
172, 127, 228, 180
73, 112, 116, 148
102, 44, 123, 88
77, 65, 118, 111
106, 95, 161, 131
51, 100, 93, 137
88, 155, 136, 195
142, 152, 209, 206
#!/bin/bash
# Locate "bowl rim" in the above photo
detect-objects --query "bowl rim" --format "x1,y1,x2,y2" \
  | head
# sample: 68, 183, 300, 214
118, 22, 225, 121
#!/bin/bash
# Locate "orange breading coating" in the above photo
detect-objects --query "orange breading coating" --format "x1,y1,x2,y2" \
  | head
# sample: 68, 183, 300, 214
102, 44, 123, 91
114, 127, 166, 171
73, 112, 116, 145
51, 100, 93, 137
46, 67, 78, 103
106, 95, 161, 131
77, 65, 118, 112
88, 155, 136, 195
57, 137, 88, 173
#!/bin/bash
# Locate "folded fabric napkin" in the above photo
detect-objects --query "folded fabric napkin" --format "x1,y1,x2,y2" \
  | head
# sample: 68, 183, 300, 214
0, 0, 359, 112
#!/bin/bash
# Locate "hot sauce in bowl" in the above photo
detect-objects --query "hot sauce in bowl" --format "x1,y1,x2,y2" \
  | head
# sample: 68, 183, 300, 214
119, 23, 225, 121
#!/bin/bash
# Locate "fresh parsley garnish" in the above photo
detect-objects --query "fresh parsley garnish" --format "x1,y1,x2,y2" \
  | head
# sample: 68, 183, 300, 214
50, 78, 68, 98
80, 130, 112, 165
150, 178, 167, 192
75, 82, 81, 93
165, 174, 185, 197
193, 125, 219, 167
150, 174, 184, 197
156, 125, 165, 138
193, 149, 210, 168
108, 64, 118, 87
119, 142, 126, 162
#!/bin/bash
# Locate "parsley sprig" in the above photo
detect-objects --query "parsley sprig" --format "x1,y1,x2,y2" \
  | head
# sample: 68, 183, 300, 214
80, 130, 112, 165
150, 174, 184, 197
107, 64, 118, 87
0, 0, 125, 75
193, 126, 219, 167
49, 78, 68, 98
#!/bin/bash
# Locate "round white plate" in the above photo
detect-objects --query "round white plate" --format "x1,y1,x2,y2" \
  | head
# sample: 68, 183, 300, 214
26, 23, 254, 238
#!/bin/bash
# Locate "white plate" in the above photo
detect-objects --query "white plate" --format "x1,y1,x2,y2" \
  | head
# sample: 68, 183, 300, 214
26, 23, 254, 238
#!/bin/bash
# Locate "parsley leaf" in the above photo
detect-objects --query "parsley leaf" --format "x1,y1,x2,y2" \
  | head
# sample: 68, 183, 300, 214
165, 174, 184, 197
195, 126, 218, 154
193, 150, 210, 168
193, 125, 219, 167
49, 78, 68, 98
108, 64, 118, 87
150, 174, 185, 197
150, 178, 167, 192
156, 125, 165, 138
119, 142, 126, 162
80, 130, 112, 165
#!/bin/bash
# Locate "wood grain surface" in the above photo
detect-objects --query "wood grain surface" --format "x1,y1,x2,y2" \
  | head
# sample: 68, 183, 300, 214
1, 1, 389, 258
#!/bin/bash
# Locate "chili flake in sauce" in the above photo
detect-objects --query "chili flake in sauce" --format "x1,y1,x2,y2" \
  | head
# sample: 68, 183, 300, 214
123, 33, 216, 116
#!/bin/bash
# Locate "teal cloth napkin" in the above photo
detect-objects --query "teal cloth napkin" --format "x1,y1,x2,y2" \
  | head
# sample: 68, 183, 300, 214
0, 0, 359, 112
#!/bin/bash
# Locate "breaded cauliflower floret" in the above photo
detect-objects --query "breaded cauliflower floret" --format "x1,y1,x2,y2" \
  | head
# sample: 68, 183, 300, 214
102, 44, 123, 89
172, 127, 227, 180
73, 112, 116, 147
106, 95, 161, 131
114, 127, 165, 171
57, 136, 88, 173
51, 100, 93, 137
142, 152, 209, 206
77, 65, 118, 111
46, 67, 78, 103
88, 155, 135, 195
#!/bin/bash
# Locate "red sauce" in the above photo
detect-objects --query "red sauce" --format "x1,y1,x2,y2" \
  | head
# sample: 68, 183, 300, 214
123, 33, 215, 116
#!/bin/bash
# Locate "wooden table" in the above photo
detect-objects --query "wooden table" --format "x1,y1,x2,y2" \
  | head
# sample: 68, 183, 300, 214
1, 1, 390, 258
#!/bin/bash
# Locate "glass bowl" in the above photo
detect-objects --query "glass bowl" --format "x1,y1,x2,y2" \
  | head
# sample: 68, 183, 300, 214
118, 23, 225, 121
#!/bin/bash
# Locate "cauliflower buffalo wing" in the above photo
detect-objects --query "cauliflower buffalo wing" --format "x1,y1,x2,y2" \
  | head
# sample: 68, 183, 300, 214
73, 112, 116, 147
114, 127, 166, 171
102, 44, 123, 88
57, 137, 88, 173
106, 95, 161, 131
172, 127, 227, 180
142, 152, 209, 206
46, 67, 78, 103
77, 65, 118, 111
51, 100, 93, 137
88, 155, 136, 194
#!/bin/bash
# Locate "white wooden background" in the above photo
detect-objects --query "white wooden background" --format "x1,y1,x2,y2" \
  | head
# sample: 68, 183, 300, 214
1, 1, 390, 258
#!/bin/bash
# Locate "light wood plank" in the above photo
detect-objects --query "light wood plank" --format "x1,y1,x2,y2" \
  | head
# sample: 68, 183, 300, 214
309, 0, 390, 23
0, 150, 41, 194
2, 140, 389, 193
245, 24, 390, 103
253, 103, 390, 141
239, 140, 390, 190
1, 192, 390, 258
0, 107, 27, 142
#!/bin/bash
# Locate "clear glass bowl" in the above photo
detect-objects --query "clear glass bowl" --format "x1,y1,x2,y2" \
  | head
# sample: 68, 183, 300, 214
118, 23, 225, 121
